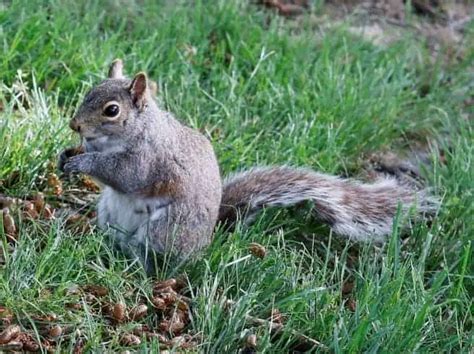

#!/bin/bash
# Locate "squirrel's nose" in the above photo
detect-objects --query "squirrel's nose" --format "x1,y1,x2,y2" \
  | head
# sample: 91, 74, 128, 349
69, 119, 81, 133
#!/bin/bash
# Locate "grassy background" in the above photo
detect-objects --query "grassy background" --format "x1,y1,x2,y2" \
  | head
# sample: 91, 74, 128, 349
0, 0, 472, 352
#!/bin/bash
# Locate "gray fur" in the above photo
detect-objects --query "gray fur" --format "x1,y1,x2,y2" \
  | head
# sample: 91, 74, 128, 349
59, 60, 439, 269
219, 166, 439, 242
62, 68, 221, 267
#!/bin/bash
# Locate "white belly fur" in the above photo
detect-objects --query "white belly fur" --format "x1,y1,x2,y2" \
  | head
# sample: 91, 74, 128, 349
97, 187, 169, 242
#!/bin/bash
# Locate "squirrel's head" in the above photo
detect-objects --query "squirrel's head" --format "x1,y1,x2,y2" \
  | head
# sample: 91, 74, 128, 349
70, 59, 157, 152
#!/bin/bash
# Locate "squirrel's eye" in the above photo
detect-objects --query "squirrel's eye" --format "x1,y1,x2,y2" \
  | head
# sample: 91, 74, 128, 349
103, 103, 120, 118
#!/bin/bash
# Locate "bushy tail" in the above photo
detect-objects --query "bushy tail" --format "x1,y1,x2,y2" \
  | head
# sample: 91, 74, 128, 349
218, 166, 439, 242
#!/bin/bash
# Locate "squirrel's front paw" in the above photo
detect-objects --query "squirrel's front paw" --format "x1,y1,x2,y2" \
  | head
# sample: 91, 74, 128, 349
58, 146, 85, 173
63, 154, 92, 175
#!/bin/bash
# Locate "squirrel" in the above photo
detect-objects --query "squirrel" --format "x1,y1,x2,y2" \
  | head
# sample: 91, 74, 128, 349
59, 59, 439, 269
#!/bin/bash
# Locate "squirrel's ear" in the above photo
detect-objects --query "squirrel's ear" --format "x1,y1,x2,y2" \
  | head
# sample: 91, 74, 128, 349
108, 59, 124, 79
129, 72, 148, 110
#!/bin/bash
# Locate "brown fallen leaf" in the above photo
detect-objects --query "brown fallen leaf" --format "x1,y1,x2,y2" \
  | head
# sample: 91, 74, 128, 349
0, 324, 21, 344
249, 242, 266, 259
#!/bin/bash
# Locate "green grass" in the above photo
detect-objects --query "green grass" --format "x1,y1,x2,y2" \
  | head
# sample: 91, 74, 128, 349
1, 0, 473, 352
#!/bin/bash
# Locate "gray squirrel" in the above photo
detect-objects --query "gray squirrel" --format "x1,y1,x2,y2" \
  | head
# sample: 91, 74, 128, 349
59, 59, 438, 268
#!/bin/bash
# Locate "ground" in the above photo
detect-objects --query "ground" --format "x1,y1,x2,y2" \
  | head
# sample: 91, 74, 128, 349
0, 0, 473, 352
